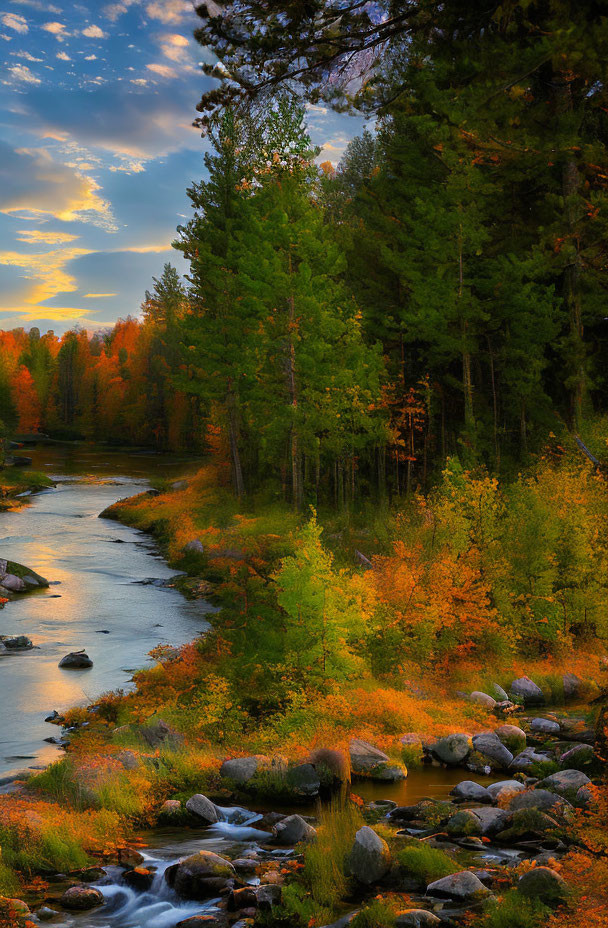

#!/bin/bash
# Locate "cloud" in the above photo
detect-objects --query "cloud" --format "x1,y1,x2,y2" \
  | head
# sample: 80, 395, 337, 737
10, 49, 43, 61
0, 245, 94, 319
0, 143, 115, 227
7, 63, 40, 83
146, 62, 177, 78
84, 54, 97, 60
41, 21, 68, 39
146, 1, 191, 24
16, 230, 80, 245
109, 159, 145, 173
56, 51, 70, 61
82, 24, 107, 38
83, 292, 117, 298
102, 0, 137, 21
1, 12, 28, 32
160, 32, 189, 62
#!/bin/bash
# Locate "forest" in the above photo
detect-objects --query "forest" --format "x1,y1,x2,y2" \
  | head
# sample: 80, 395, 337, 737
1, 2, 608, 928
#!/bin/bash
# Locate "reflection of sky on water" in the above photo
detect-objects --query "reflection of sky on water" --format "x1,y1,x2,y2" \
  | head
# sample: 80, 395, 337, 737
0, 446, 211, 775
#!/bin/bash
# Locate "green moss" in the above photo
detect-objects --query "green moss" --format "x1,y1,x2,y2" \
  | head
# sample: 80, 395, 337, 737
397, 842, 459, 884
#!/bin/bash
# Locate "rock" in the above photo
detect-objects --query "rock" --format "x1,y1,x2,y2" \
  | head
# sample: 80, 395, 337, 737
576, 785, 594, 807
348, 826, 391, 885
286, 763, 321, 797
432, 733, 472, 765
562, 673, 582, 700
0, 574, 25, 592
472, 731, 513, 769
450, 780, 492, 803
59, 650, 93, 669
518, 867, 568, 905
510, 747, 551, 771
470, 692, 496, 709
559, 743, 594, 768
426, 871, 490, 901
228, 886, 257, 910
167, 850, 235, 900
510, 676, 545, 705
176, 915, 228, 928
118, 847, 145, 868
60, 886, 105, 910
256, 884, 282, 909
395, 911, 441, 927
220, 755, 266, 784
184, 539, 205, 554
495, 724, 526, 754
272, 814, 317, 845
509, 789, 570, 813
185, 794, 221, 824
232, 858, 260, 874
530, 718, 560, 735
496, 808, 559, 842
470, 806, 510, 837
349, 739, 390, 776
446, 810, 482, 837
159, 799, 183, 819
123, 867, 155, 891
538, 769, 591, 797
491, 683, 510, 701
486, 779, 526, 802
36, 907, 60, 921
0, 635, 33, 650
116, 750, 140, 770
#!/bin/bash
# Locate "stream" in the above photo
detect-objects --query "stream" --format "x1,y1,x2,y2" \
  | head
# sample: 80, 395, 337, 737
0, 444, 213, 778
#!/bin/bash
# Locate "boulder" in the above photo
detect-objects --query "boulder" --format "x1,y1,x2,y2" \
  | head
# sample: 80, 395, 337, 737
139, 719, 184, 749
256, 884, 282, 910
538, 769, 591, 798
486, 779, 526, 803
0, 635, 33, 650
349, 739, 391, 777
158, 799, 183, 822
562, 673, 582, 700
220, 755, 266, 785
496, 808, 559, 843
518, 867, 568, 905
426, 871, 490, 901
559, 743, 594, 768
176, 917, 227, 928
395, 911, 441, 927
510, 676, 544, 705
509, 789, 569, 813
450, 780, 492, 804
36, 907, 59, 921
348, 826, 391, 885
432, 733, 472, 765
472, 731, 513, 769
491, 683, 510, 701
58, 650, 93, 669
495, 724, 526, 754
309, 747, 350, 784
272, 814, 317, 845
118, 847, 145, 868
446, 810, 482, 837
510, 747, 551, 771
530, 718, 560, 735
470, 692, 496, 709
167, 850, 235, 900
184, 539, 205, 554
576, 785, 594, 807
0, 574, 25, 592
60, 886, 104, 910
470, 806, 510, 837
185, 794, 221, 824
123, 867, 155, 892
286, 763, 321, 797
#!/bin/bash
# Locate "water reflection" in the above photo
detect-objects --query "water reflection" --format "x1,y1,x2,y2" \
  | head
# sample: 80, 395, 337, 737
0, 445, 212, 776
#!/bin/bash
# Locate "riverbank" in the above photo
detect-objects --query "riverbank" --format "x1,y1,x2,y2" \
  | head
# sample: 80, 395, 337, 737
0, 455, 606, 927
0, 465, 54, 511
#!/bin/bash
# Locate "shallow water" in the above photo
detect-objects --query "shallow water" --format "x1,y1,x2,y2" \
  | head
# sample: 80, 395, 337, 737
0, 444, 213, 776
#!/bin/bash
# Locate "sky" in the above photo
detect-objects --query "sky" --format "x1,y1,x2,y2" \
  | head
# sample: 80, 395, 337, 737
0, 0, 365, 334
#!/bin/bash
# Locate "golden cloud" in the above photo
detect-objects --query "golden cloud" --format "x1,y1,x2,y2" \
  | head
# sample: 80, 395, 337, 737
0, 246, 93, 320
83, 292, 117, 298
16, 230, 80, 245
146, 62, 177, 79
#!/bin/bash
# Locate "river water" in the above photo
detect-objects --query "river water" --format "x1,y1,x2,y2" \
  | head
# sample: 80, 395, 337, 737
0, 444, 213, 777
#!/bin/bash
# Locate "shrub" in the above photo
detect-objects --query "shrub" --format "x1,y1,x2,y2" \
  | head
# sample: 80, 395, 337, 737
478, 889, 549, 928
300, 798, 364, 909
351, 899, 398, 928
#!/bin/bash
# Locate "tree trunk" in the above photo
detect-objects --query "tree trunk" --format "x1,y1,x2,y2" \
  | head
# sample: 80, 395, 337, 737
226, 380, 245, 498
286, 254, 301, 510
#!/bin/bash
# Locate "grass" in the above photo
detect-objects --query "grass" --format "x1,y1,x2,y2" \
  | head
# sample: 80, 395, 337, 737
477, 889, 549, 928
350, 899, 398, 928
396, 842, 460, 884
300, 798, 364, 909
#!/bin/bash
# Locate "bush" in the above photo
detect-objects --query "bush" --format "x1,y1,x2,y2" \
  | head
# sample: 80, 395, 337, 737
351, 900, 397, 928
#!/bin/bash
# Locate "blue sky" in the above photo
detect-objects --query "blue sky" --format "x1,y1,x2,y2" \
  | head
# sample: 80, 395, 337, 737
0, 0, 365, 333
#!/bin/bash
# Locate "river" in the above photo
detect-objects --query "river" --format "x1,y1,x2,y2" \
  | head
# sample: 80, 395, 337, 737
0, 444, 214, 778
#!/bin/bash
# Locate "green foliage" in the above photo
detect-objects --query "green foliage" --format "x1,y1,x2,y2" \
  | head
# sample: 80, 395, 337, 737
396, 842, 459, 884
350, 900, 397, 928
478, 889, 549, 928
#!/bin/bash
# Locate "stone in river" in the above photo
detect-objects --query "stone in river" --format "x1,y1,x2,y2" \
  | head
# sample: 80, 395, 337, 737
58, 650, 93, 669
